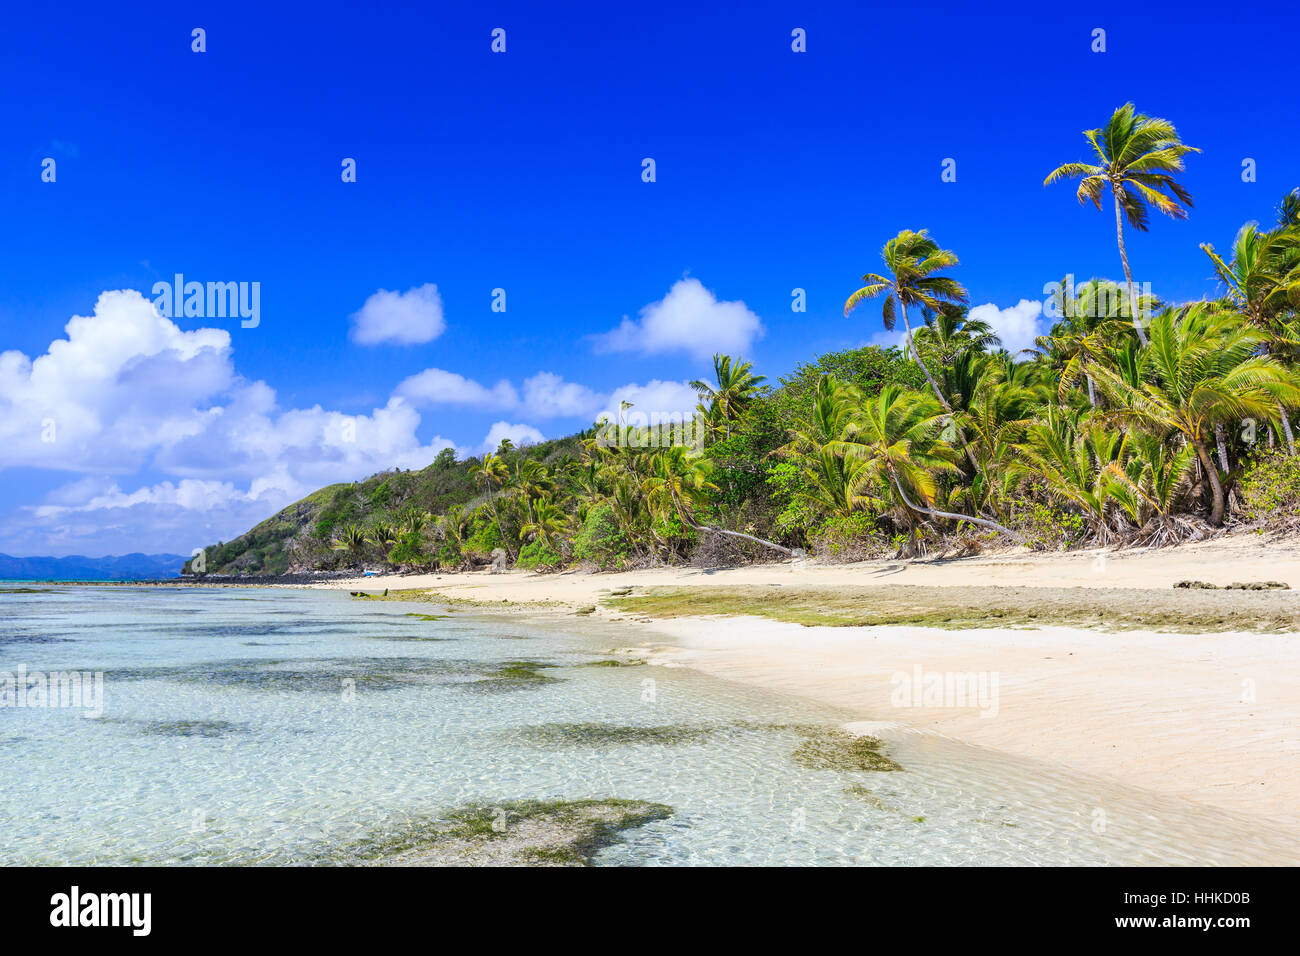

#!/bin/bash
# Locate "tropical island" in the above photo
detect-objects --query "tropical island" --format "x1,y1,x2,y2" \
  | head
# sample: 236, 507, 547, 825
190, 106, 1300, 581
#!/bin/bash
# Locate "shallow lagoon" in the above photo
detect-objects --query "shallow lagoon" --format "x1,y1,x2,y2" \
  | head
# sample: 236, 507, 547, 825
1, 586, 1293, 865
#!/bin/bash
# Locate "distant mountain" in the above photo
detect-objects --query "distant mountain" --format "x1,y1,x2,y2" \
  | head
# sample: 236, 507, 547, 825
0, 552, 188, 581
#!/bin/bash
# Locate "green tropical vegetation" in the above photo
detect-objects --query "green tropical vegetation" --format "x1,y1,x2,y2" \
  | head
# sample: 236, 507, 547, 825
186, 106, 1300, 576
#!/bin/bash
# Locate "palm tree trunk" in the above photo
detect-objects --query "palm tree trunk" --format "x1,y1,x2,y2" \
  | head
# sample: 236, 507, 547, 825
1086, 374, 1097, 408
899, 302, 952, 412
487, 488, 516, 561
899, 301, 982, 475
1215, 423, 1230, 472
1280, 405, 1296, 455
689, 520, 793, 556
1113, 187, 1149, 347
1193, 439, 1226, 526
889, 474, 1022, 542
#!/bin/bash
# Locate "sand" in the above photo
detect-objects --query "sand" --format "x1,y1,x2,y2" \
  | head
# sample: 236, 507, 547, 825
317, 532, 1300, 831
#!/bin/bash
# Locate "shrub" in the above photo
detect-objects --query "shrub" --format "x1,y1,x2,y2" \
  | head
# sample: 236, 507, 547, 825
516, 541, 563, 570
1237, 446, 1300, 522
811, 512, 887, 563
572, 503, 630, 569
1017, 503, 1087, 551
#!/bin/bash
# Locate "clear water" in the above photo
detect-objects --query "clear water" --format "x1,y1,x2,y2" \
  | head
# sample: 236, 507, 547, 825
1, 586, 1294, 866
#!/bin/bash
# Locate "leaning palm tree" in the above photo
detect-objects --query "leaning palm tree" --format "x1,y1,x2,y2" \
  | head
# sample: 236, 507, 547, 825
844, 230, 968, 414
1089, 305, 1300, 525
691, 353, 766, 440
844, 229, 982, 474
642, 447, 793, 556
1045, 103, 1200, 346
827, 384, 1020, 553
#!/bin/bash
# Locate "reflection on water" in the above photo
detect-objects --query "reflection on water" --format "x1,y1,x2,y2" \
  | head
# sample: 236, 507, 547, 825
0, 586, 1294, 866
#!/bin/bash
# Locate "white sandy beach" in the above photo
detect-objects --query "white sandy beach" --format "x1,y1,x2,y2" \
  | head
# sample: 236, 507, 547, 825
319, 533, 1300, 831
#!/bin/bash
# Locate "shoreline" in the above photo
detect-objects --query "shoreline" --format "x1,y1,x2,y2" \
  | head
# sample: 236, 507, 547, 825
21, 533, 1300, 834
314, 533, 1300, 833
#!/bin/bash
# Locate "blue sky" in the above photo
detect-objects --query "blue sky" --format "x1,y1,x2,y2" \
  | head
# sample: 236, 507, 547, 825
1, 0, 1296, 555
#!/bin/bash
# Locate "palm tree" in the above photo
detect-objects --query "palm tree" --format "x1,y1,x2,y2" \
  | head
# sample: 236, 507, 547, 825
435, 505, 471, 569
1034, 278, 1153, 407
365, 522, 399, 564
1278, 188, 1300, 228
827, 384, 1019, 553
844, 229, 982, 473
1089, 305, 1300, 525
910, 306, 1002, 369
691, 353, 766, 440
511, 458, 554, 524
1045, 103, 1200, 346
331, 524, 370, 569
641, 447, 793, 556
1201, 222, 1300, 451
1013, 406, 1129, 543
844, 230, 969, 414
520, 499, 569, 552
470, 452, 515, 560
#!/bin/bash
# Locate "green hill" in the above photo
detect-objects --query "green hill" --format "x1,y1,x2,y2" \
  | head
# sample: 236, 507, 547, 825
188, 433, 588, 576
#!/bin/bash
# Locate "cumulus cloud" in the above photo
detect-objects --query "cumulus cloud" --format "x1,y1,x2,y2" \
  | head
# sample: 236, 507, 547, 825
599, 379, 701, 424
0, 290, 454, 554
967, 299, 1045, 356
349, 283, 446, 345
480, 421, 544, 453
395, 368, 519, 409
397, 365, 703, 430
592, 278, 764, 360
519, 372, 602, 419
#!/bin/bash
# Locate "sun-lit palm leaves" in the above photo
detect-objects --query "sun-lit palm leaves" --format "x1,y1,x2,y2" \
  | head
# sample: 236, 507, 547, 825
1201, 223, 1300, 329
1089, 304, 1300, 525
520, 499, 569, 551
1035, 278, 1154, 406
1013, 406, 1130, 542
691, 353, 766, 440
829, 384, 957, 517
367, 521, 399, 550
814, 383, 1015, 551
1201, 222, 1300, 452
844, 230, 969, 415
1045, 104, 1199, 345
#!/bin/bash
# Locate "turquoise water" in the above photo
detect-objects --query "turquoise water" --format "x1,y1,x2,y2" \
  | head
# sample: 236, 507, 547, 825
1, 586, 1294, 866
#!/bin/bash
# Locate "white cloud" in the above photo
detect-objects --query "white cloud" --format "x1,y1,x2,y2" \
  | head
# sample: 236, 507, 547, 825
0, 290, 233, 473
398, 365, 704, 430
599, 379, 700, 423
480, 421, 544, 453
395, 368, 518, 408
519, 372, 602, 418
592, 278, 764, 360
349, 283, 446, 345
0, 290, 454, 554
967, 299, 1045, 355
